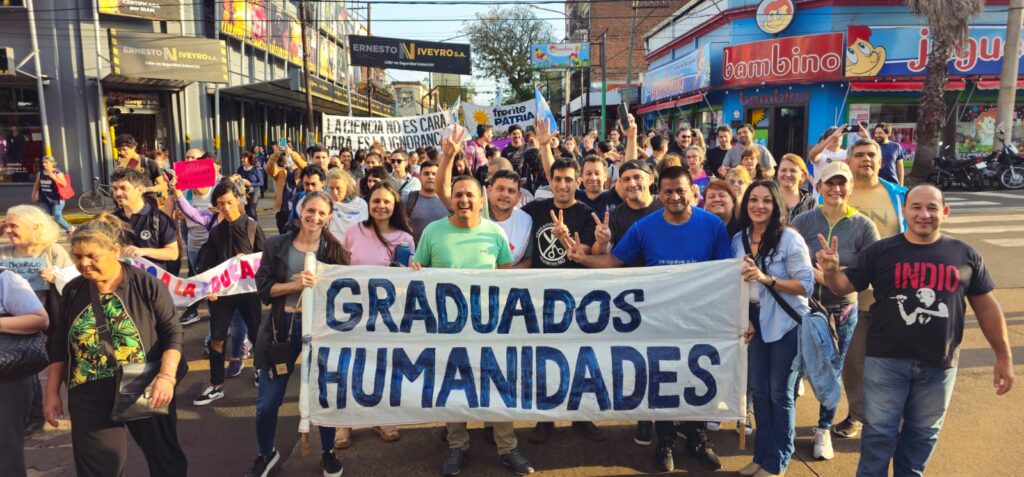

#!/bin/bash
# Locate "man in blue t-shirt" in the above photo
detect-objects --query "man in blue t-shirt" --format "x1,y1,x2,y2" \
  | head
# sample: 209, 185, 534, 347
565, 166, 730, 472
873, 122, 905, 185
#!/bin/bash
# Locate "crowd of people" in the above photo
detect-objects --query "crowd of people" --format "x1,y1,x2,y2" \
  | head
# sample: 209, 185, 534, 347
0, 116, 1014, 477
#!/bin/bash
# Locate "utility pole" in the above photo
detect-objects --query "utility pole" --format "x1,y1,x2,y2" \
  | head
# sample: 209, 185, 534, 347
600, 32, 607, 140
298, 0, 315, 147
624, 0, 637, 109
367, 3, 374, 118
995, 0, 1023, 150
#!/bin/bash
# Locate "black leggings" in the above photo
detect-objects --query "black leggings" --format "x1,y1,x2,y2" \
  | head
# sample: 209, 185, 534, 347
207, 293, 262, 385
68, 378, 187, 477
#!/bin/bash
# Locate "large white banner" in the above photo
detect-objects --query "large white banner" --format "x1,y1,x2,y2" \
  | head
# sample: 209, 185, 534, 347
461, 99, 537, 135
322, 111, 452, 154
54, 254, 263, 307
304, 260, 748, 427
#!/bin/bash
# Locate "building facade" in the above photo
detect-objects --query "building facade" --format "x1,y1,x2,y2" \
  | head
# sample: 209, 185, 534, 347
0, 0, 390, 210
640, 0, 1021, 161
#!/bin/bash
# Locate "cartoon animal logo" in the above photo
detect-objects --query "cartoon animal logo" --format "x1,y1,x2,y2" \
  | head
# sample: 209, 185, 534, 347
756, 0, 795, 34
533, 49, 547, 62
846, 25, 887, 77
974, 108, 998, 147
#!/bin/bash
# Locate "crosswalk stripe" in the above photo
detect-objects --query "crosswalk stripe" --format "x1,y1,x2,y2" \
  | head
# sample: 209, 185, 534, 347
946, 214, 1024, 224
982, 238, 1024, 247
948, 201, 1001, 207
972, 191, 1024, 201
945, 197, 967, 202
945, 225, 1024, 234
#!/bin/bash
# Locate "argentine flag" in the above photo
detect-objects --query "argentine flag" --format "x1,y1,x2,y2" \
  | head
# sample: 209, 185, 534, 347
534, 87, 558, 133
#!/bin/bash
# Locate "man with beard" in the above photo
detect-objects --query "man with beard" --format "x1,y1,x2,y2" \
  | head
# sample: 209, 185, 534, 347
667, 124, 693, 157
501, 124, 528, 171
110, 168, 180, 271
522, 118, 604, 443
872, 122, 905, 186
723, 124, 776, 178
489, 169, 533, 266
405, 160, 448, 242
575, 156, 622, 216
708, 125, 734, 179
566, 166, 730, 472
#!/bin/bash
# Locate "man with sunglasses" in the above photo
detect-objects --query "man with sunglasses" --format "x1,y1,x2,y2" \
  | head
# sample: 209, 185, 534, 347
389, 149, 421, 201
668, 125, 694, 157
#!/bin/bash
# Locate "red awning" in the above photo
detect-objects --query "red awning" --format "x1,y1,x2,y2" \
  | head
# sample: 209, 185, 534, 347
849, 80, 966, 92
976, 79, 1024, 90
636, 92, 704, 115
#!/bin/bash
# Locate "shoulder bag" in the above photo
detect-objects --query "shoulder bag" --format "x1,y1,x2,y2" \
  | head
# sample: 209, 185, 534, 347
0, 269, 49, 378
89, 283, 168, 422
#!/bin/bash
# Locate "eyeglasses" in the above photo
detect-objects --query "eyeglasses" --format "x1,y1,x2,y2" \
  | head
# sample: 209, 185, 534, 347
727, 179, 748, 186
391, 159, 405, 163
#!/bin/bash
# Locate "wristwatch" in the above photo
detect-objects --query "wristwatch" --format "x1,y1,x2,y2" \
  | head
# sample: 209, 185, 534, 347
768, 276, 777, 289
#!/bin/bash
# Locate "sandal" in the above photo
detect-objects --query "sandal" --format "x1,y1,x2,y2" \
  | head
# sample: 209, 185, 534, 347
375, 425, 401, 442
334, 427, 352, 449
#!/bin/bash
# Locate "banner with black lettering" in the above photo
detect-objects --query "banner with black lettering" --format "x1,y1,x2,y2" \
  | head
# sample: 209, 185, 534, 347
304, 260, 748, 426
322, 112, 452, 154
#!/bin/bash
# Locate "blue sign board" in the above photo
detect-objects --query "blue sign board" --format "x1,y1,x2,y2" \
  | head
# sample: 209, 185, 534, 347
642, 44, 712, 104
846, 25, 1024, 77
530, 43, 590, 69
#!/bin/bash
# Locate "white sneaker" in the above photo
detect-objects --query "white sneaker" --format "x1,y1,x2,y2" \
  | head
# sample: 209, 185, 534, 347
796, 378, 806, 397
813, 427, 834, 460
706, 421, 721, 431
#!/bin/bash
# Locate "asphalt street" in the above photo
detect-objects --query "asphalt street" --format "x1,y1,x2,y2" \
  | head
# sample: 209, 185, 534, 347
20, 190, 1024, 477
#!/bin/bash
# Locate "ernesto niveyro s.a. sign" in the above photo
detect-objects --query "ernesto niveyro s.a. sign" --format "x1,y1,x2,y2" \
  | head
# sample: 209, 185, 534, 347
109, 30, 228, 84
348, 35, 471, 75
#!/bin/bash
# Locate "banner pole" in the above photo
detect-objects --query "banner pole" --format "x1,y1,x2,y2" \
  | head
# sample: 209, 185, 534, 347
298, 252, 316, 448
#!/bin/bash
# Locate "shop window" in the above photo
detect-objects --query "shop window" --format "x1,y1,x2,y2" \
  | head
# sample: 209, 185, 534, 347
0, 88, 43, 184
853, 104, 920, 156
957, 104, 1024, 155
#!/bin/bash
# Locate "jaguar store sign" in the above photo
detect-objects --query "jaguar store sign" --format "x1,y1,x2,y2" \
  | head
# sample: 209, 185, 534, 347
722, 32, 843, 88
109, 30, 228, 84
348, 35, 471, 75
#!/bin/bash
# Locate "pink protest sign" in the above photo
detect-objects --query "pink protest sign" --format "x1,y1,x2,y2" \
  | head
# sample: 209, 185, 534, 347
174, 158, 216, 190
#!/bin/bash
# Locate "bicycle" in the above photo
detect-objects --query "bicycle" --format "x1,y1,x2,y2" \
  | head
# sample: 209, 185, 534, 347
77, 176, 116, 215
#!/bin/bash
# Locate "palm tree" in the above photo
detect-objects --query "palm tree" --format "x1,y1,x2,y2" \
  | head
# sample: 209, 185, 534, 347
906, 0, 984, 185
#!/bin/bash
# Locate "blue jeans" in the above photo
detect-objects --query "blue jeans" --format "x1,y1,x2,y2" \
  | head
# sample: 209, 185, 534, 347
255, 313, 335, 457
749, 304, 798, 474
857, 357, 957, 477
43, 200, 73, 231
818, 303, 858, 430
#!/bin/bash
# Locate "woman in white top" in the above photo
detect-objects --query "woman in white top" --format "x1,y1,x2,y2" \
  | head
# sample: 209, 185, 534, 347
325, 168, 368, 241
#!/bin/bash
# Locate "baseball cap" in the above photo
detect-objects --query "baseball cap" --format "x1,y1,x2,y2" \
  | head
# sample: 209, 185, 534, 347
618, 159, 655, 177
817, 161, 853, 183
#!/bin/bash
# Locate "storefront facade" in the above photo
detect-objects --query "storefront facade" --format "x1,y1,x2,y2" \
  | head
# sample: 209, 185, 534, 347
0, 0, 383, 210
641, 0, 1021, 161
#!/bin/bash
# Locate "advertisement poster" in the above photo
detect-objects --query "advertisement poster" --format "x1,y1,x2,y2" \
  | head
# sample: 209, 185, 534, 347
530, 43, 590, 69
348, 35, 471, 75
221, 0, 246, 40
722, 33, 843, 87
246, 0, 268, 51
845, 25, 1024, 78
642, 44, 711, 104
267, 1, 291, 60
98, 0, 181, 21
289, 16, 304, 65
109, 30, 228, 84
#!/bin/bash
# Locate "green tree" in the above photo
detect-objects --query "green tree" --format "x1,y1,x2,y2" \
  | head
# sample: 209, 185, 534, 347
464, 5, 554, 103
905, 0, 985, 184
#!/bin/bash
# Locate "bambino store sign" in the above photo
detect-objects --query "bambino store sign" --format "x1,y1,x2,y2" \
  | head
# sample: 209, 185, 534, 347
722, 33, 844, 87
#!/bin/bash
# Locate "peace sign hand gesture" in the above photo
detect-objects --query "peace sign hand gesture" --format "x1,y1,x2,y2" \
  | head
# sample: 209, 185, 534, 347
816, 234, 841, 272
549, 209, 571, 246
564, 232, 588, 264
592, 211, 611, 245
442, 124, 467, 159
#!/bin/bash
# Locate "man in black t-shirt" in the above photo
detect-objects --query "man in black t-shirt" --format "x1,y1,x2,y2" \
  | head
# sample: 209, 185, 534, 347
706, 125, 733, 179
500, 125, 527, 171
819, 185, 1014, 477
110, 168, 179, 271
594, 160, 660, 267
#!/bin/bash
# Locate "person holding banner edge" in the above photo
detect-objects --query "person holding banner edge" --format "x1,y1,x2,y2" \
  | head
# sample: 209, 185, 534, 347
248, 191, 348, 477
411, 125, 536, 477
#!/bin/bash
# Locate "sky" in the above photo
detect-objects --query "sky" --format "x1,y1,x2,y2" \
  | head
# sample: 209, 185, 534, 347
366, 1, 567, 104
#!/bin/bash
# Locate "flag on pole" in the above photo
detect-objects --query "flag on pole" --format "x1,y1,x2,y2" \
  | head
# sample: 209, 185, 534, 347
449, 96, 461, 125
535, 87, 557, 133
493, 88, 503, 107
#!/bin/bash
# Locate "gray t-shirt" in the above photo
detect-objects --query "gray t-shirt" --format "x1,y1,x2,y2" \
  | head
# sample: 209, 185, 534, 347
408, 193, 450, 243
722, 143, 777, 171
285, 243, 306, 308
0, 270, 43, 318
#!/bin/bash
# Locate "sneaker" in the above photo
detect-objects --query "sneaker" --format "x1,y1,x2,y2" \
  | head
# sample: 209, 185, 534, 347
244, 450, 279, 477
832, 417, 862, 438
655, 445, 674, 472
572, 421, 606, 441
813, 427, 834, 460
687, 428, 722, 470
321, 450, 344, 477
179, 312, 200, 326
243, 340, 253, 359
226, 359, 245, 378
193, 386, 224, 406
706, 421, 721, 431
527, 422, 553, 444
633, 421, 653, 446
441, 448, 468, 476
254, 370, 260, 388
796, 378, 806, 397
500, 448, 535, 475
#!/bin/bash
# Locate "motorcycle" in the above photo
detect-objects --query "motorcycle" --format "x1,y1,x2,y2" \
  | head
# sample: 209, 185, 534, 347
981, 129, 1024, 190
930, 144, 985, 191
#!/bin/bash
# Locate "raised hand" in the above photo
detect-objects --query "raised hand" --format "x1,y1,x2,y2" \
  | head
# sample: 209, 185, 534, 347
549, 209, 570, 245
622, 113, 637, 138
815, 234, 841, 272
442, 124, 467, 159
533, 117, 559, 146
564, 232, 587, 263
592, 211, 611, 245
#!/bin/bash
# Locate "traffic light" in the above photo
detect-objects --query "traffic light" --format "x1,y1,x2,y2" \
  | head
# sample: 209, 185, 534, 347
107, 107, 122, 126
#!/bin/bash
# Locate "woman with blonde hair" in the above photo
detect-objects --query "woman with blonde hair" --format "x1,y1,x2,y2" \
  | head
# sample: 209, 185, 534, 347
31, 156, 74, 233
44, 213, 187, 477
725, 166, 753, 200
656, 153, 684, 175
776, 153, 816, 218
325, 167, 368, 241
